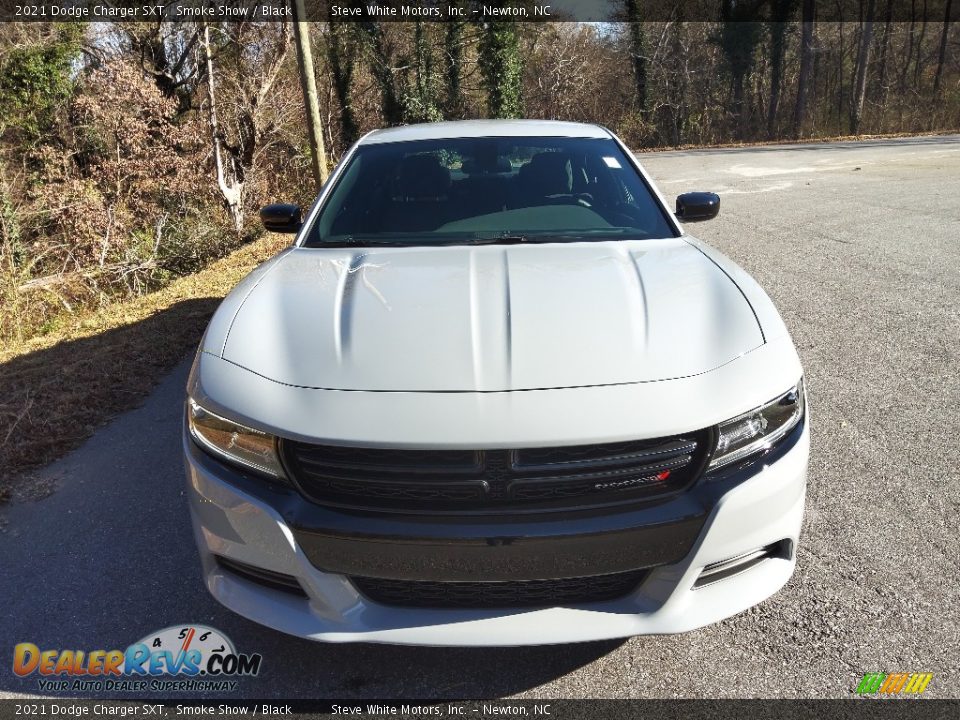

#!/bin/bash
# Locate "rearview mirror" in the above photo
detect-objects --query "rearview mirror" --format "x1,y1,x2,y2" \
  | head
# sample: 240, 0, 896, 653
260, 203, 302, 234
675, 192, 720, 223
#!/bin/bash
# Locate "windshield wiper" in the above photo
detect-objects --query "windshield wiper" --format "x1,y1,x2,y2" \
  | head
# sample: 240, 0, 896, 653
468, 234, 614, 245
316, 232, 642, 248
468, 234, 531, 245
320, 236, 415, 247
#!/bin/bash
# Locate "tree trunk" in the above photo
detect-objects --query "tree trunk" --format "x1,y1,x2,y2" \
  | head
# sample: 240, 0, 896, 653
667, 18, 687, 145
362, 23, 404, 125
837, 15, 846, 133
913, 1, 929, 89
478, 21, 524, 118
443, 18, 466, 117
767, 0, 795, 139
901, 1, 917, 92
719, 1, 764, 140
408, 21, 439, 122
624, 0, 649, 116
326, 21, 358, 145
292, 0, 329, 190
875, 0, 894, 103
731, 73, 746, 137
850, 0, 877, 135
933, 0, 954, 94
794, 0, 815, 138
201, 24, 243, 235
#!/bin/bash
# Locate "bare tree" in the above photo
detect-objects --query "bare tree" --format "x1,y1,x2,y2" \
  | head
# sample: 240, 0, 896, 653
326, 19, 360, 144
901, 1, 918, 94
768, 0, 797, 138
850, 0, 877, 135
875, 0, 895, 105
124, 23, 202, 110
624, 0, 649, 116
719, 0, 765, 139
665, 18, 689, 145
201, 24, 241, 233
201, 22, 291, 233
933, 0, 954, 95
793, 0, 816, 138
912, 2, 930, 89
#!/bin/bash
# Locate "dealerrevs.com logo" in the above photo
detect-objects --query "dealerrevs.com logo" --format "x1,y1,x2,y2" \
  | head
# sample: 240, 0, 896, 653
13, 625, 262, 693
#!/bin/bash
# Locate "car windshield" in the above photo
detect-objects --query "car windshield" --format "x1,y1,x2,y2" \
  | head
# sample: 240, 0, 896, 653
302, 136, 678, 246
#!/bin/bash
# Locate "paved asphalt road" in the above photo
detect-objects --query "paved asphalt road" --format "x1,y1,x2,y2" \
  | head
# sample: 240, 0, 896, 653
2, 136, 958, 699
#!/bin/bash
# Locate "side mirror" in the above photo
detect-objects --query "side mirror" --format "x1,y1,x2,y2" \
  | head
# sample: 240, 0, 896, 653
260, 203, 302, 234
675, 192, 720, 223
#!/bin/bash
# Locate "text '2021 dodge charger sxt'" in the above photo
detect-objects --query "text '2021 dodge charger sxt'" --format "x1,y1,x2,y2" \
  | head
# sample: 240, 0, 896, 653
184, 120, 808, 646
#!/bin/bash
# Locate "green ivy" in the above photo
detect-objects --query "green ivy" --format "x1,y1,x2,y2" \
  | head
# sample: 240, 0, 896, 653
0, 25, 82, 139
478, 21, 524, 119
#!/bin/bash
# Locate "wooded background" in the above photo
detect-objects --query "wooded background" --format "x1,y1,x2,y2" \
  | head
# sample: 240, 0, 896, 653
1, 8, 957, 346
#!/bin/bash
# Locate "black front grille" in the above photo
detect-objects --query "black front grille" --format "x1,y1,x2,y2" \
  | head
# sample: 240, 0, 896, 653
282, 432, 708, 513
351, 570, 649, 609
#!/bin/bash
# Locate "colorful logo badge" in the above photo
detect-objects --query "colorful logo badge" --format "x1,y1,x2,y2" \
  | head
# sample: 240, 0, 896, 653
856, 672, 933, 696
13, 625, 261, 692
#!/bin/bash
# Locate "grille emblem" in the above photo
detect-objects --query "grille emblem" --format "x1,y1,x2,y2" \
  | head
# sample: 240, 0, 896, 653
594, 470, 671, 492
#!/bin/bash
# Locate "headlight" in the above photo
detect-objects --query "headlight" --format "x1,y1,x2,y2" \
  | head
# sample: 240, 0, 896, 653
187, 398, 285, 479
709, 379, 805, 470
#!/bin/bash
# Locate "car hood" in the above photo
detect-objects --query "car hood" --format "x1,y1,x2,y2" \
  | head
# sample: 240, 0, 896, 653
220, 239, 764, 392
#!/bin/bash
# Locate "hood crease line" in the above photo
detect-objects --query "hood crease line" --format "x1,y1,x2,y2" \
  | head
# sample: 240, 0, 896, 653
333, 253, 363, 364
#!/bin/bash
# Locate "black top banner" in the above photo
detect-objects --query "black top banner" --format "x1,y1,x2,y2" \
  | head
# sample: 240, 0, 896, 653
0, 0, 958, 23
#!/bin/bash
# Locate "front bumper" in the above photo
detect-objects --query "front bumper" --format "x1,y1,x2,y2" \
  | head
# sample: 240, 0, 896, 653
183, 420, 809, 646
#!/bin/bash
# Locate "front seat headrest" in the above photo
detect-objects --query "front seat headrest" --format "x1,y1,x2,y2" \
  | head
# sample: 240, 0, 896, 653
394, 154, 451, 201
520, 152, 574, 196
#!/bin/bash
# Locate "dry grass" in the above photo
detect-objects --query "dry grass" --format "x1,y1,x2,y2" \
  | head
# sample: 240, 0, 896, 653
0, 235, 288, 504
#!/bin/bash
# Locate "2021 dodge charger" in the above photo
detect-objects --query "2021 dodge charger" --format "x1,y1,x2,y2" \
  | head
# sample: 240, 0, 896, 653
184, 120, 808, 646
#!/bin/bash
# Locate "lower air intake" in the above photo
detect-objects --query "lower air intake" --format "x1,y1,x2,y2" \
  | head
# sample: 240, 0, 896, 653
351, 570, 648, 609
216, 556, 307, 597
693, 539, 793, 589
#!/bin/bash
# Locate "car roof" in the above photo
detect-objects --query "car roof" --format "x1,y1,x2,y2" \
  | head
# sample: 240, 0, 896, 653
359, 120, 613, 145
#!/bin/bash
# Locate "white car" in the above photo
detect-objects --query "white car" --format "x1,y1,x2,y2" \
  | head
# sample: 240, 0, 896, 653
184, 120, 808, 646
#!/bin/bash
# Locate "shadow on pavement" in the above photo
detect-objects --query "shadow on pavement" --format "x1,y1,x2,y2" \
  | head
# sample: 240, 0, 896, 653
0, 301, 623, 699
0, 297, 222, 504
